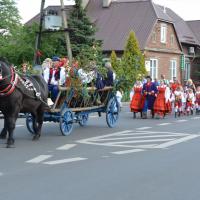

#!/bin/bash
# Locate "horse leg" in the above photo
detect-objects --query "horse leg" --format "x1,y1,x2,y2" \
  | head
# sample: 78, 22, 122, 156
32, 108, 44, 141
0, 117, 8, 139
6, 115, 18, 148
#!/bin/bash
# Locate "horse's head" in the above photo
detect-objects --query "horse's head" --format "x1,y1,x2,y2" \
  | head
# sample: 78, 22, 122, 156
0, 59, 11, 82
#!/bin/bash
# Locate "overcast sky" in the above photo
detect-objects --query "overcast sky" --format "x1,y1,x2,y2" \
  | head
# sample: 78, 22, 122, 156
15, 0, 200, 23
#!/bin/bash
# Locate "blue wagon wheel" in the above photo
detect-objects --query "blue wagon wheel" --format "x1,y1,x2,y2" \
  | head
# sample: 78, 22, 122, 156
60, 108, 74, 136
106, 97, 119, 128
79, 114, 89, 126
26, 113, 36, 135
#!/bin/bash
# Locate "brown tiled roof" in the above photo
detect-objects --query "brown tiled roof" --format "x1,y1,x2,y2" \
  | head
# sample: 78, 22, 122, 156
86, 0, 186, 51
187, 20, 200, 44
163, 7, 199, 45
86, 0, 157, 51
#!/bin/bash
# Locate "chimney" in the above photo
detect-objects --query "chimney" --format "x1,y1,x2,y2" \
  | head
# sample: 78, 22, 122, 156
163, 6, 166, 14
103, 0, 112, 8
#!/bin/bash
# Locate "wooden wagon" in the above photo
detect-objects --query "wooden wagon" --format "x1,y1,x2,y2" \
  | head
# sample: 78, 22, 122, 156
26, 85, 120, 136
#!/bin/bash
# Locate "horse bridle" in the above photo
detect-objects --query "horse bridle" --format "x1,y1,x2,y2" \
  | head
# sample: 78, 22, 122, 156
0, 66, 18, 97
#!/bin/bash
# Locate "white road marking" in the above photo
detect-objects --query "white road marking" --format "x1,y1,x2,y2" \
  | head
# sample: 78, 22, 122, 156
95, 134, 180, 141
191, 117, 200, 120
43, 157, 87, 165
176, 119, 188, 122
77, 130, 132, 144
16, 125, 24, 127
26, 155, 53, 164
90, 115, 98, 118
56, 144, 77, 150
136, 127, 152, 130
157, 123, 171, 126
104, 138, 173, 146
112, 149, 145, 155
154, 135, 199, 148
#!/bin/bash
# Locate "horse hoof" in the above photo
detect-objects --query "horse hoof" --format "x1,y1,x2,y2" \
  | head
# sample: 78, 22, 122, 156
0, 134, 7, 139
32, 135, 40, 141
6, 139, 15, 148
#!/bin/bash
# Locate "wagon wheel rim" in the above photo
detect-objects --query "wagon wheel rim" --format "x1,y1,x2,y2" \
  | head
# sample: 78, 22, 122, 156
26, 114, 36, 135
79, 114, 89, 126
106, 97, 119, 128
60, 108, 74, 136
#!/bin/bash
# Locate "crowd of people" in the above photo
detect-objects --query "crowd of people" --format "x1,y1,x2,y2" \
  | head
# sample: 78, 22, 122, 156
130, 75, 200, 119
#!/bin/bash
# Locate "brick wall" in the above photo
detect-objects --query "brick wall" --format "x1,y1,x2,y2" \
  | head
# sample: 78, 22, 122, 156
144, 20, 182, 82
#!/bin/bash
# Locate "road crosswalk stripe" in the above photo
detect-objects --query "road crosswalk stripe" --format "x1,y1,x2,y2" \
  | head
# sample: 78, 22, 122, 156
154, 135, 199, 148
26, 155, 53, 163
157, 123, 171, 126
104, 138, 173, 145
16, 125, 24, 127
112, 149, 145, 155
191, 117, 200, 119
136, 127, 152, 130
176, 119, 188, 122
56, 144, 77, 150
95, 134, 183, 142
43, 157, 88, 165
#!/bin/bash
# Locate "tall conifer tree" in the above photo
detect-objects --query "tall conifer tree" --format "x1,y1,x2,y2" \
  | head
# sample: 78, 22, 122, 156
68, 0, 102, 66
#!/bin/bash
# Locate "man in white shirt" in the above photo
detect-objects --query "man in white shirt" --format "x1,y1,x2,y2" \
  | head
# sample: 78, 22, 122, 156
43, 56, 66, 102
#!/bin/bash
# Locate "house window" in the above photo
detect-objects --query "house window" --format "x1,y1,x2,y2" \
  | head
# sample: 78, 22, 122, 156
151, 32, 156, 43
150, 59, 158, 80
170, 34, 174, 46
170, 59, 177, 80
160, 24, 167, 43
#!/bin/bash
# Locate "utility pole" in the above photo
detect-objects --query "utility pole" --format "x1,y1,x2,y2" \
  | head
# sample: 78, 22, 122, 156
60, 0, 73, 65
34, 0, 45, 65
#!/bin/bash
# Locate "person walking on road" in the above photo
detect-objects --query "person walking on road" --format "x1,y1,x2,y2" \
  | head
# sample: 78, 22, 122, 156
142, 76, 157, 119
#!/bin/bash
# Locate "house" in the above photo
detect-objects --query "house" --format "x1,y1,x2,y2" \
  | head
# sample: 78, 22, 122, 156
25, 0, 200, 83
187, 20, 200, 84
86, 0, 200, 83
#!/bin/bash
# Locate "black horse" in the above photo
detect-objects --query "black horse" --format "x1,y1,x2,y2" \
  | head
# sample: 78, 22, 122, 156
0, 59, 48, 147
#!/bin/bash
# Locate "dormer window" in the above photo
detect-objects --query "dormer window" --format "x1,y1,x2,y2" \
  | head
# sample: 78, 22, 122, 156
160, 24, 167, 43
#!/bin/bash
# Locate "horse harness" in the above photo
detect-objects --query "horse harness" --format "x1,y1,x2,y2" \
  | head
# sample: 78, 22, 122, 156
0, 67, 18, 97
0, 66, 45, 104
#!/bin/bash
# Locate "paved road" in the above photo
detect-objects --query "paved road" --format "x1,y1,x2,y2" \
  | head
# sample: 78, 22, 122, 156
0, 106, 200, 200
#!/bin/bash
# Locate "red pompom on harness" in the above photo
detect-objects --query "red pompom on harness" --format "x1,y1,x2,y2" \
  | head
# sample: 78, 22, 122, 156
0, 67, 18, 97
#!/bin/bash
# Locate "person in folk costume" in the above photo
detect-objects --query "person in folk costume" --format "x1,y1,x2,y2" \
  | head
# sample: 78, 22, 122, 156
103, 62, 116, 86
185, 78, 196, 94
195, 86, 200, 114
47, 56, 66, 102
153, 80, 171, 119
170, 77, 181, 93
130, 80, 144, 118
42, 58, 52, 83
159, 74, 169, 86
142, 76, 158, 119
174, 85, 184, 117
185, 88, 195, 115
22, 62, 28, 75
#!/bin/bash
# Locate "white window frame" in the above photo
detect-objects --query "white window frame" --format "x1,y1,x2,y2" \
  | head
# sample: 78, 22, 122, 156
150, 58, 158, 80
170, 34, 174, 46
170, 59, 177, 80
160, 24, 167, 43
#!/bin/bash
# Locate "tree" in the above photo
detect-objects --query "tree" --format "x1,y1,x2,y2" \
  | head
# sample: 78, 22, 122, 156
110, 50, 121, 77
68, 0, 103, 67
121, 31, 146, 91
0, 0, 21, 33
